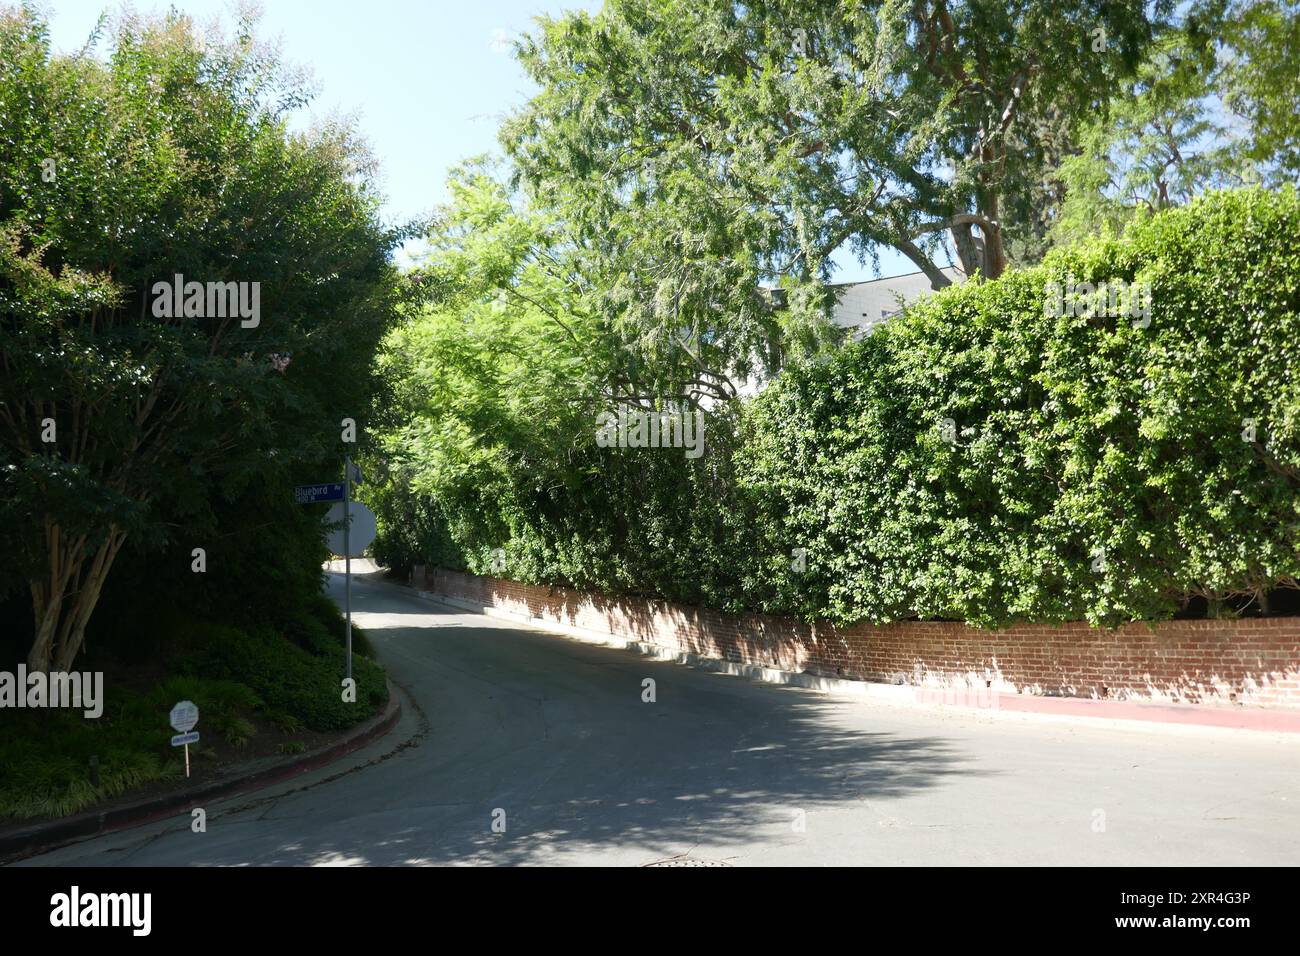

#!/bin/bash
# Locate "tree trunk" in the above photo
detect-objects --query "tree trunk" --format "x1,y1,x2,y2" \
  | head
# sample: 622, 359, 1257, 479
27, 582, 64, 673
979, 195, 1007, 279
980, 224, 1007, 278
26, 525, 125, 673
949, 221, 983, 276
27, 519, 75, 672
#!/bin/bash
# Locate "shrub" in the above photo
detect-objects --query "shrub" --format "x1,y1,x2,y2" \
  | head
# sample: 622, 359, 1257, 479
177, 624, 387, 731
376, 186, 1300, 629
740, 186, 1300, 626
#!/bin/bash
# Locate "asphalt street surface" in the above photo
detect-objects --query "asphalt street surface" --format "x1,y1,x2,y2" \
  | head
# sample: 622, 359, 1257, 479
20, 568, 1300, 866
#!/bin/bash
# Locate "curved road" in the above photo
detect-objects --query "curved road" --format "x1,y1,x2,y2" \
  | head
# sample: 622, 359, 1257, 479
20, 569, 1300, 866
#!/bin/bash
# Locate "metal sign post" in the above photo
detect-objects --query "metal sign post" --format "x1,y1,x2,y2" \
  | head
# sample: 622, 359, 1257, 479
169, 701, 200, 779
344, 455, 353, 685
299, 470, 373, 687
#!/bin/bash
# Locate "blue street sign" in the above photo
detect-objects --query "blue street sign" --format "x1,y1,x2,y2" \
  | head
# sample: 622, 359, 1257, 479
294, 482, 345, 505
170, 732, 200, 747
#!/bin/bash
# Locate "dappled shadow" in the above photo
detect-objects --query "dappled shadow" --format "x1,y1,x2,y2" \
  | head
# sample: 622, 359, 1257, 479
409, 569, 1300, 711
244, 731, 963, 865
79, 574, 978, 866
230, 688, 967, 866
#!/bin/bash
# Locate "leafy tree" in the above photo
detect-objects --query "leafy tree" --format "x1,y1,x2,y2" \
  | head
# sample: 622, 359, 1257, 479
500, 0, 1175, 404
371, 165, 755, 605
371, 165, 605, 573
1044, 0, 1299, 248
1047, 25, 1234, 247
0, 8, 400, 671
1222, 0, 1300, 182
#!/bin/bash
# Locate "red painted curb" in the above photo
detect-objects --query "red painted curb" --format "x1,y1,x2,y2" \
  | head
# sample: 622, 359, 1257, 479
0, 686, 402, 864
992, 693, 1300, 732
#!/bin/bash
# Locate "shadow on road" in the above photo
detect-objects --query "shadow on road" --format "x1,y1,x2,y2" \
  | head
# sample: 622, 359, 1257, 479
168, 572, 979, 866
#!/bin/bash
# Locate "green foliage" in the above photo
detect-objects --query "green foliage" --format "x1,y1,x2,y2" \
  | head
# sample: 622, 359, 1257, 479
375, 187, 1300, 628
0, 606, 388, 821
504, 0, 1175, 309
369, 167, 607, 578
1045, 1, 1300, 250
1047, 25, 1233, 248
741, 187, 1300, 626
0, 747, 170, 821
1223, 0, 1300, 182
365, 469, 464, 577
370, 166, 761, 606
0, 674, 255, 821
177, 623, 388, 732
0, 6, 402, 668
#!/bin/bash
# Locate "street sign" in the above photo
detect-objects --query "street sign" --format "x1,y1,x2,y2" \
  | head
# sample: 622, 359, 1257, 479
169, 700, 200, 778
326, 501, 377, 557
169, 700, 199, 733
295, 482, 345, 505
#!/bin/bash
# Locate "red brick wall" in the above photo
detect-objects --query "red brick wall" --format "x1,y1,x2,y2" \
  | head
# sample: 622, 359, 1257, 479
416, 568, 1300, 709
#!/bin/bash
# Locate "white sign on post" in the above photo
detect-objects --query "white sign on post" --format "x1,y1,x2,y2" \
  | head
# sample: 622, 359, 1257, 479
169, 700, 200, 778
325, 501, 377, 557
169, 700, 199, 733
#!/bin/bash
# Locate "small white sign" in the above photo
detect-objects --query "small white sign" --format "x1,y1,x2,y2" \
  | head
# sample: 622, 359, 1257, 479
169, 700, 199, 733
325, 501, 378, 557
170, 731, 200, 747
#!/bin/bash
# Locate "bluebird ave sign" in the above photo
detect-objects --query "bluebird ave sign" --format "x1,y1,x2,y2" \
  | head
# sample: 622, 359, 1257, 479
294, 482, 345, 505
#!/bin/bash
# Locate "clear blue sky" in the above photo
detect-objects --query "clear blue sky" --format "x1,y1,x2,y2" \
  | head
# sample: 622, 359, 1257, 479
42, 0, 911, 280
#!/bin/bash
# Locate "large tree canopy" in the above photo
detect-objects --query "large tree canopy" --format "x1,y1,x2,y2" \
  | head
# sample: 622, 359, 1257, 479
369, 165, 754, 604
0, 8, 401, 671
1223, 0, 1300, 182
501, 0, 1177, 389
1046, 0, 1300, 247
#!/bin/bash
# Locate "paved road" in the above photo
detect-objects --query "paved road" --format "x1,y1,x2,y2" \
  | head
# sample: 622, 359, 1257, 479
20, 569, 1300, 866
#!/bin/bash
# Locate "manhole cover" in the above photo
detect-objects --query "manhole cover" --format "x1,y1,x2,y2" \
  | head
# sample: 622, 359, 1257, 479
642, 856, 732, 867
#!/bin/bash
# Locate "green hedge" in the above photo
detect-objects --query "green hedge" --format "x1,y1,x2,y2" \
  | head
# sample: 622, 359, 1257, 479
3, 676, 261, 820
376, 187, 1300, 628
740, 187, 1300, 626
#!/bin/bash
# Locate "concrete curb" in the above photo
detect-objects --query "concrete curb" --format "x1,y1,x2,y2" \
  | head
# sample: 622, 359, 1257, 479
413, 588, 1300, 736
0, 684, 401, 864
